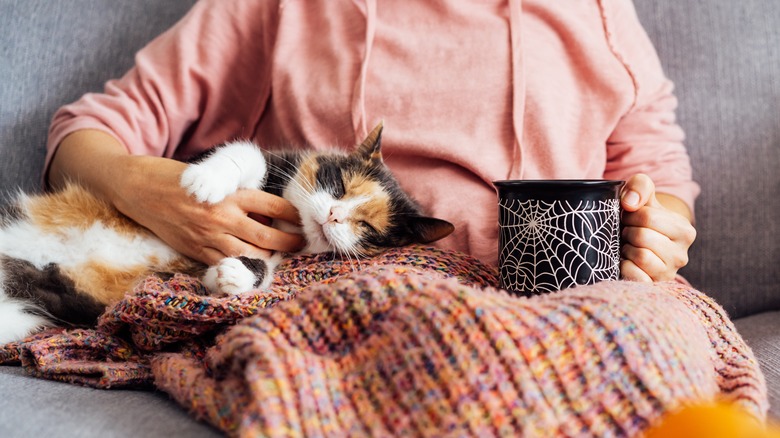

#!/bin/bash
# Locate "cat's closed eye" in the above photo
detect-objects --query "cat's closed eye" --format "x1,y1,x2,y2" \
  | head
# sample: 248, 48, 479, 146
359, 220, 377, 232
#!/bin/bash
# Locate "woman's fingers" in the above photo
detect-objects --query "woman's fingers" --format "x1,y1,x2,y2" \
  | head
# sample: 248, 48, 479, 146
621, 174, 661, 212
197, 247, 231, 266
620, 258, 654, 283
196, 239, 274, 266
213, 191, 305, 254
622, 207, 696, 246
621, 243, 674, 282
621, 224, 689, 281
234, 189, 301, 224
618, 174, 696, 282
174, 219, 299, 264
232, 215, 306, 254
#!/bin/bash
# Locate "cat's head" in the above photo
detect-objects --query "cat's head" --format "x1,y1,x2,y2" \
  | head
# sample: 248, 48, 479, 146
283, 123, 454, 256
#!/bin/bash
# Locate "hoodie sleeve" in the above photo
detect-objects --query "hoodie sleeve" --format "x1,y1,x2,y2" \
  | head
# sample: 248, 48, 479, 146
600, 0, 700, 212
46, 0, 279, 173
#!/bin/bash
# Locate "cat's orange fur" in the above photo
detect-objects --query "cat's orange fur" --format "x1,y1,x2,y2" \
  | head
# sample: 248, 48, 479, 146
26, 184, 138, 235
25, 185, 203, 305
345, 175, 391, 232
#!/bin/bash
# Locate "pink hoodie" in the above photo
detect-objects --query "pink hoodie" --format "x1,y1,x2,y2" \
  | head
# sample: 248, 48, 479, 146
47, 0, 699, 266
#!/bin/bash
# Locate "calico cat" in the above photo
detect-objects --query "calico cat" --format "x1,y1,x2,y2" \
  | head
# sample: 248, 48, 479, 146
0, 123, 454, 343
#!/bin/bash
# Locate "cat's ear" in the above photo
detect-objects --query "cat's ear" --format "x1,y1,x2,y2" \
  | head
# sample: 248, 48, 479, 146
404, 216, 455, 244
356, 121, 384, 164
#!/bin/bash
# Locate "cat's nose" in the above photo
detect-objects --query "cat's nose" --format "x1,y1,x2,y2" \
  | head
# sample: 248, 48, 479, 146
328, 205, 347, 224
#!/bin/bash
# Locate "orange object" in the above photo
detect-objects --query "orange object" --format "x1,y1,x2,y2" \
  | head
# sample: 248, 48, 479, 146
644, 403, 780, 438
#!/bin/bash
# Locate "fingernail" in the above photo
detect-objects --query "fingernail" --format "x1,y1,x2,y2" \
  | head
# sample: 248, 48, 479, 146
623, 191, 640, 207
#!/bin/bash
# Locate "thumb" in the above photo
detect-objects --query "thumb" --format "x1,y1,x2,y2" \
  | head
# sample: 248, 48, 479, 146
621, 174, 661, 212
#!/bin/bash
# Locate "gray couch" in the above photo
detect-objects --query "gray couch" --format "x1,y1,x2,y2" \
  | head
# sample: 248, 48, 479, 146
0, 0, 777, 436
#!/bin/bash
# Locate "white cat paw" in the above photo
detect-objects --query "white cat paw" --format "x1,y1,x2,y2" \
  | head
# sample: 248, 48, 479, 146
180, 141, 267, 204
202, 257, 257, 296
180, 163, 240, 204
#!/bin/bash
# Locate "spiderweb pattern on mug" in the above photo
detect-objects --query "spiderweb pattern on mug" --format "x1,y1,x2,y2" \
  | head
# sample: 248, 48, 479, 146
498, 198, 621, 294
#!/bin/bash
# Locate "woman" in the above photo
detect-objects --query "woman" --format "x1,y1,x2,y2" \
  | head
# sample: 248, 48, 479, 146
45, 0, 698, 281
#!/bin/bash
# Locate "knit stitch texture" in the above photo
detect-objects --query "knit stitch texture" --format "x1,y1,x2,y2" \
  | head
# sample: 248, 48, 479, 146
0, 246, 768, 437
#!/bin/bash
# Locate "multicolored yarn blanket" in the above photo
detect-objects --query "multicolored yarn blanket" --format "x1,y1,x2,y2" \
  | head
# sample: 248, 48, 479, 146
0, 246, 768, 437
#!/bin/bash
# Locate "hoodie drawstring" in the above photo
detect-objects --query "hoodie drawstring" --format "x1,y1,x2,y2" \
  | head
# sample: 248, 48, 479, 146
351, 0, 377, 141
508, 0, 526, 179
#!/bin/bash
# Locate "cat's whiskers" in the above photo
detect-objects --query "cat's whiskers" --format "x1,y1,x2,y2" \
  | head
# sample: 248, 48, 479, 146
350, 247, 365, 272
338, 248, 352, 271
335, 246, 360, 274
263, 149, 298, 167
266, 178, 321, 218
339, 245, 367, 273
267, 164, 320, 211
262, 150, 299, 171
348, 248, 360, 271
266, 159, 319, 195
340, 247, 358, 273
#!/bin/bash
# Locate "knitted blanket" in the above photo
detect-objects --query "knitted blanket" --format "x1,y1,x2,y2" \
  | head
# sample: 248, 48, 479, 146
0, 246, 768, 437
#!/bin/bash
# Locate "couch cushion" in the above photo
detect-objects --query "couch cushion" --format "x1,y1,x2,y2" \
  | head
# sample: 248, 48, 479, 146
0, 0, 197, 201
634, 1, 780, 318
0, 366, 219, 437
734, 311, 780, 420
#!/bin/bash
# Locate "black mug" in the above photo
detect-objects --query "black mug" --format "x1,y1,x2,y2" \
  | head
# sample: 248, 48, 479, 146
494, 179, 625, 296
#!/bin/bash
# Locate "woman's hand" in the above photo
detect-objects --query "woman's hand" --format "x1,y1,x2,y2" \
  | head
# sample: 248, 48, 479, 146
49, 130, 305, 266
619, 174, 697, 282
112, 155, 305, 265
